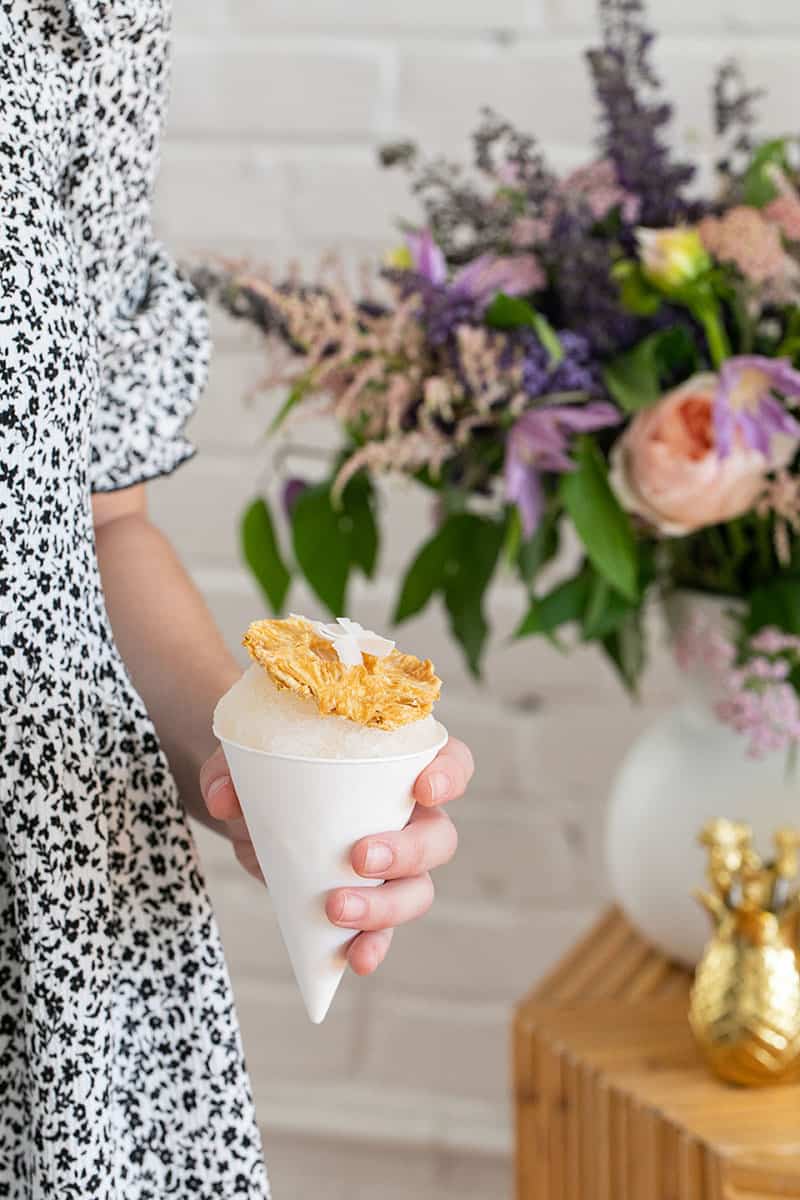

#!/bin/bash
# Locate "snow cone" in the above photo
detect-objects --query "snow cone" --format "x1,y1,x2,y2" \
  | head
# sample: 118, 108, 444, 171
213, 615, 446, 1023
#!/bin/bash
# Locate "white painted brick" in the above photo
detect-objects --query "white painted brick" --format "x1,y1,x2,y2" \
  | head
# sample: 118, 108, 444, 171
155, 142, 287, 245
397, 46, 596, 152
655, 40, 738, 155
436, 1149, 513, 1200
192, 0, 535, 33
546, 0, 729, 31
735, 42, 800, 137
169, 43, 388, 140
187, 352, 279, 452
373, 904, 599, 1003
731, 0, 800, 29
261, 1130, 511, 1200
148, 453, 261, 567
208, 304, 270, 354
286, 150, 416, 241
256, 1079, 510, 1154
435, 805, 580, 906
236, 978, 359, 1084
262, 1131, 435, 1200
359, 994, 509, 1102
192, 824, 294, 981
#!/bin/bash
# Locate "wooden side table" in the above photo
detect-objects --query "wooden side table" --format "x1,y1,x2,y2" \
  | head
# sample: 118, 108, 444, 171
514, 909, 800, 1199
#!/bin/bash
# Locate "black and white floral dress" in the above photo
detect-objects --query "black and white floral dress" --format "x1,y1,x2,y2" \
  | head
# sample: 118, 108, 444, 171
0, 2, 270, 1196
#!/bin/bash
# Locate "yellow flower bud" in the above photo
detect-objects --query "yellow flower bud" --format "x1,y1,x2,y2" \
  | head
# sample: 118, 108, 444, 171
637, 227, 711, 292
385, 245, 414, 270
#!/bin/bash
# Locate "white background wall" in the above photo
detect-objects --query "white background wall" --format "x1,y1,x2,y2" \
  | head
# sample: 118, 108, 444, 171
151, 3, 799, 1196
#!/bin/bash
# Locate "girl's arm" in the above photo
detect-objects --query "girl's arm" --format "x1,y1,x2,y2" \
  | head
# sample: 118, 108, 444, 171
92, 484, 239, 831
93, 484, 469, 976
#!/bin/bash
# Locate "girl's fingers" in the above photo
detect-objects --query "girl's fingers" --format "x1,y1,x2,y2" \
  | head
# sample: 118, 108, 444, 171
326, 873, 435, 932
351, 805, 458, 881
413, 737, 475, 807
200, 747, 242, 821
232, 838, 264, 884
347, 929, 394, 976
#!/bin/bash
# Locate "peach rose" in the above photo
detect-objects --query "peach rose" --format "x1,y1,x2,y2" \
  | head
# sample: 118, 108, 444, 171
609, 374, 772, 536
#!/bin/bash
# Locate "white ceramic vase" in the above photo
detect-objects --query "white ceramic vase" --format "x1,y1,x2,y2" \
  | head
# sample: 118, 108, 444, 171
606, 591, 800, 967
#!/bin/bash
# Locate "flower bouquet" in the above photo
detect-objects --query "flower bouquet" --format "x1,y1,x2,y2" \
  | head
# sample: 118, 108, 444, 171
196, 0, 800, 758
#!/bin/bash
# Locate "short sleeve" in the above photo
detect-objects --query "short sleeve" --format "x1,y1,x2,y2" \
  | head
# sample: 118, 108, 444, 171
89, 242, 210, 493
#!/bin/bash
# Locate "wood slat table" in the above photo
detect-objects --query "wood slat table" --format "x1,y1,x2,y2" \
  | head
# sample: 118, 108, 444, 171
514, 909, 800, 1199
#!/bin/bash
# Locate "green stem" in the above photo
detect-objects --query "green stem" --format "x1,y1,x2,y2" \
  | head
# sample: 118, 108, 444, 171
503, 506, 522, 568
727, 518, 749, 563
691, 297, 731, 368
705, 526, 737, 591
755, 516, 774, 578
731, 290, 754, 355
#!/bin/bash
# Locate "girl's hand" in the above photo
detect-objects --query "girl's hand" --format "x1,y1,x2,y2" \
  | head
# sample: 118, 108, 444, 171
199, 738, 472, 975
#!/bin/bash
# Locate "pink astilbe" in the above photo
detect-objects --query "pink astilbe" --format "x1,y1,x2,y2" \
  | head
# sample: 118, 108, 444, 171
765, 195, 800, 243
715, 656, 800, 758
333, 431, 452, 500
456, 326, 525, 414
561, 158, 641, 223
697, 207, 800, 302
764, 167, 800, 242
675, 615, 800, 757
507, 159, 639, 250
672, 611, 736, 677
757, 470, 800, 566
248, 277, 428, 442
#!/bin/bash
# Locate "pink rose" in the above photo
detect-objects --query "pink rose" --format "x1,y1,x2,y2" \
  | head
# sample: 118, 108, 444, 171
609, 374, 772, 535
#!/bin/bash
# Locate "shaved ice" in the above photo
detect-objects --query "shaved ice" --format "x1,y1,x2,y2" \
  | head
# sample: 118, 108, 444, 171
214, 665, 444, 761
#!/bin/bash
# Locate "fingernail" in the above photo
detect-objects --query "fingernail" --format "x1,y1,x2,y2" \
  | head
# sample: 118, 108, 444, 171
426, 771, 449, 803
363, 842, 393, 874
337, 893, 368, 923
207, 776, 231, 801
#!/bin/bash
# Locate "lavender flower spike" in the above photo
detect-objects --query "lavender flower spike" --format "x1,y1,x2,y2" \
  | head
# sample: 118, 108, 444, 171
505, 402, 620, 537
714, 356, 800, 460
405, 229, 448, 286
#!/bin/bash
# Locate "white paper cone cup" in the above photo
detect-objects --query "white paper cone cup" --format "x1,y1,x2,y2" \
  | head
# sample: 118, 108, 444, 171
214, 724, 447, 1024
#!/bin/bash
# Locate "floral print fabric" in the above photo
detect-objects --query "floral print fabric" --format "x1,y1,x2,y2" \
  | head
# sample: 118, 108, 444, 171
0, 2, 269, 1195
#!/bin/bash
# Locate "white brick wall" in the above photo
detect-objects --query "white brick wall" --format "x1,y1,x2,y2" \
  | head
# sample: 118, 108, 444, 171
151, 2, 797, 1191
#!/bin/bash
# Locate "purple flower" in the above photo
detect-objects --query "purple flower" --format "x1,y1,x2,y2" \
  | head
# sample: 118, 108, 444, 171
406, 229, 448, 286
282, 477, 308, 517
714, 356, 800, 459
451, 253, 544, 308
505, 402, 620, 536
407, 229, 543, 309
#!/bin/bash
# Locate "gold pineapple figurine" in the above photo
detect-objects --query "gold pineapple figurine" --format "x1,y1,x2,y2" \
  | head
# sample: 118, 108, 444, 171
689, 821, 800, 1087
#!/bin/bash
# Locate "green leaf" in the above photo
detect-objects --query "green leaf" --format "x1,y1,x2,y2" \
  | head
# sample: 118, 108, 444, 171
603, 327, 698, 413
560, 438, 639, 601
601, 609, 646, 694
742, 139, 789, 208
441, 516, 505, 675
241, 498, 292, 613
269, 375, 314, 434
517, 511, 560, 584
340, 474, 378, 579
394, 513, 505, 675
581, 572, 636, 641
746, 578, 800, 636
515, 572, 591, 638
291, 484, 353, 614
485, 293, 564, 365
612, 260, 662, 317
393, 526, 450, 623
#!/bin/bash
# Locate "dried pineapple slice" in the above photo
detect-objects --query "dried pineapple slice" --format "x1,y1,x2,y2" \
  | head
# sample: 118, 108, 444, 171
242, 615, 441, 730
